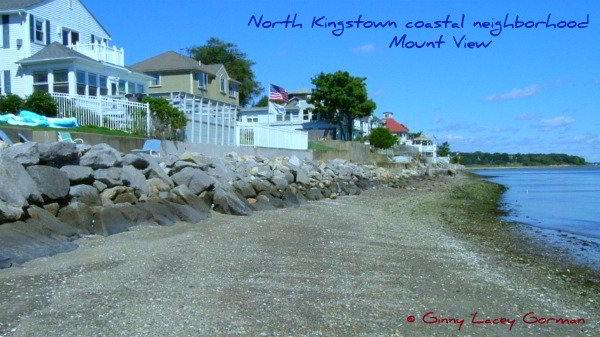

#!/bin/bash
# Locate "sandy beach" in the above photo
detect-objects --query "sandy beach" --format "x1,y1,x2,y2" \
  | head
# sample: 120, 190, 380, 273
0, 174, 598, 336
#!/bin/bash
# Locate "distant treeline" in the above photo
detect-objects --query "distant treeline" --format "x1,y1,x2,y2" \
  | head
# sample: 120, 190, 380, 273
453, 152, 587, 166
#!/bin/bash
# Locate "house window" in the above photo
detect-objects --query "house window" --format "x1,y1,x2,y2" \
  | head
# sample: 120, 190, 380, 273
76, 70, 86, 95
99, 76, 108, 95
62, 29, 79, 46
229, 83, 238, 97
135, 83, 144, 94
220, 75, 226, 92
34, 18, 45, 43
118, 80, 127, 94
53, 69, 69, 93
276, 115, 283, 122
246, 117, 252, 123
88, 73, 98, 96
33, 71, 48, 92
149, 73, 160, 86
196, 72, 207, 89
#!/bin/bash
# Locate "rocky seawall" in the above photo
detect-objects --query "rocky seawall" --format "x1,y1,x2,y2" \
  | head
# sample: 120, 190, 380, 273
0, 142, 460, 269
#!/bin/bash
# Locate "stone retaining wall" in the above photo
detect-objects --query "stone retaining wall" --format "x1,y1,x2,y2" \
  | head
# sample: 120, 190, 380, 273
0, 141, 460, 269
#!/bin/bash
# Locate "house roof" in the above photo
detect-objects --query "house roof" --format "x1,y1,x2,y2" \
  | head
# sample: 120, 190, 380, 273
18, 42, 96, 64
0, 0, 45, 11
0, 0, 111, 38
383, 117, 409, 134
130, 51, 240, 83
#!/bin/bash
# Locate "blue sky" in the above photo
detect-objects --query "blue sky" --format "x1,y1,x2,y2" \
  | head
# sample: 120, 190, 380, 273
86, 0, 600, 160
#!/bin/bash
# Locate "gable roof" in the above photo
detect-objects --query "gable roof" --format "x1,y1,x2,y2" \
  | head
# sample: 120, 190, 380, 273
130, 51, 215, 74
0, 0, 45, 11
130, 51, 240, 83
383, 117, 409, 134
18, 42, 96, 64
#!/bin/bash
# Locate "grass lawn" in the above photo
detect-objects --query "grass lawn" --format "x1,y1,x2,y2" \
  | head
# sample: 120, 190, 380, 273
308, 140, 339, 153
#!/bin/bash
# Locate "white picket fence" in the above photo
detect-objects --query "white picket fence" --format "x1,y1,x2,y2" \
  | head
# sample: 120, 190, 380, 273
52, 93, 151, 135
174, 97, 237, 146
237, 123, 308, 150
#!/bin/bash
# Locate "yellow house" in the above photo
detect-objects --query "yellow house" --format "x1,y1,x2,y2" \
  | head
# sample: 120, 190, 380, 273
130, 51, 240, 107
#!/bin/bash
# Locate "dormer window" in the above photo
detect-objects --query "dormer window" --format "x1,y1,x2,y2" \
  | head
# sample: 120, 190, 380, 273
34, 18, 45, 43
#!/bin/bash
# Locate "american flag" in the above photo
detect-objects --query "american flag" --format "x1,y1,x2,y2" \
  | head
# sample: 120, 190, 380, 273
269, 84, 289, 102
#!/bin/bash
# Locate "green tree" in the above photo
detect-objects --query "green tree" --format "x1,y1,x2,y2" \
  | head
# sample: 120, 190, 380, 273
254, 95, 269, 107
142, 97, 187, 140
188, 38, 262, 107
0, 94, 24, 114
309, 71, 376, 141
22, 91, 58, 117
438, 141, 450, 157
368, 127, 398, 149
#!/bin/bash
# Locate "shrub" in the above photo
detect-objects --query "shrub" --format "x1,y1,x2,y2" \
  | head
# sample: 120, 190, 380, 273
0, 94, 24, 114
22, 91, 58, 117
141, 96, 187, 139
368, 127, 398, 149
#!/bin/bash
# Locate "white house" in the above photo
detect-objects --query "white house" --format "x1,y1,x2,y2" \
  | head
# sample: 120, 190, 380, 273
239, 90, 338, 139
0, 0, 150, 98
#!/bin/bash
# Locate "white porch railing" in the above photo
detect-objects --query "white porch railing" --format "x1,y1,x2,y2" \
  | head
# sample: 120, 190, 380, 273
70, 43, 125, 66
52, 93, 151, 135
237, 123, 308, 150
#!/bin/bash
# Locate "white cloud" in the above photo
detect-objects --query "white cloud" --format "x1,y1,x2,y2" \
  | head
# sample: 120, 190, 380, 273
515, 112, 539, 121
485, 85, 542, 101
353, 43, 375, 54
535, 116, 575, 130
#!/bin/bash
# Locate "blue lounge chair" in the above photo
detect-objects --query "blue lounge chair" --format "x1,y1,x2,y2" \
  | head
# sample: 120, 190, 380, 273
58, 131, 84, 144
132, 139, 161, 156
18, 133, 30, 143
0, 130, 13, 145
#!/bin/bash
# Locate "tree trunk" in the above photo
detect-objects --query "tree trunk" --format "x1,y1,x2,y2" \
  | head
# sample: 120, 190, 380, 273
347, 117, 354, 141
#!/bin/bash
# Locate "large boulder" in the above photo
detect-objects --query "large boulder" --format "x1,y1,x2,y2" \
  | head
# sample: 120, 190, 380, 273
233, 178, 257, 198
38, 142, 79, 167
79, 143, 122, 169
60, 165, 94, 185
167, 185, 211, 216
57, 202, 95, 233
212, 187, 252, 216
146, 178, 171, 199
122, 153, 150, 170
0, 158, 43, 207
139, 153, 173, 188
69, 184, 101, 206
179, 152, 213, 169
122, 165, 149, 196
93, 167, 124, 187
171, 167, 215, 195
100, 186, 138, 205
26, 165, 70, 201
1, 142, 39, 166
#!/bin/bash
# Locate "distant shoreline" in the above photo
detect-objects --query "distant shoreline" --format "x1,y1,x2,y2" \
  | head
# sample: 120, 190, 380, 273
466, 164, 592, 170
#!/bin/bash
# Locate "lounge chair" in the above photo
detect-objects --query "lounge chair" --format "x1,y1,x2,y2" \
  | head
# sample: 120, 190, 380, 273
132, 139, 161, 157
58, 131, 84, 144
18, 133, 30, 143
0, 130, 13, 146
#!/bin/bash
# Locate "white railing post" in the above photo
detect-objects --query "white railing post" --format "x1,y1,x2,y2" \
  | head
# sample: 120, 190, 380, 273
146, 103, 151, 137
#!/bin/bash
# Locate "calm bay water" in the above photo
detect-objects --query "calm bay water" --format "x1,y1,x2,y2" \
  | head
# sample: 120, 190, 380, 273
473, 166, 600, 268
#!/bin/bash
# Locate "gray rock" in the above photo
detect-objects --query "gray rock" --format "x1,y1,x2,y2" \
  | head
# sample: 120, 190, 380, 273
288, 155, 301, 167
270, 177, 289, 191
79, 143, 122, 169
122, 165, 149, 196
43, 202, 60, 216
146, 178, 170, 199
100, 186, 138, 205
168, 185, 211, 216
75, 144, 91, 156
69, 184, 101, 206
170, 160, 201, 174
60, 165, 94, 184
139, 153, 174, 188
251, 178, 273, 194
295, 168, 311, 185
26, 165, 70, 201
179, 152, 213, 169
171, 167, 215, 195
122, 153, 149, 170
0, 201, 23, 223
93, 180, 108, 192
304, 188, 324, 201
1, 142, 39, 166
38, 142, 79, 167
57, 202, 95, 233
212, 187, 252, 216
0, 158, 43, 207
233, 178, 257, 198
94, 167, 124, 187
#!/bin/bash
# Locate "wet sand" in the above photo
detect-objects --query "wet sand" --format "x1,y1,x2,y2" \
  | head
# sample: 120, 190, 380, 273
0, 174, 598, 336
